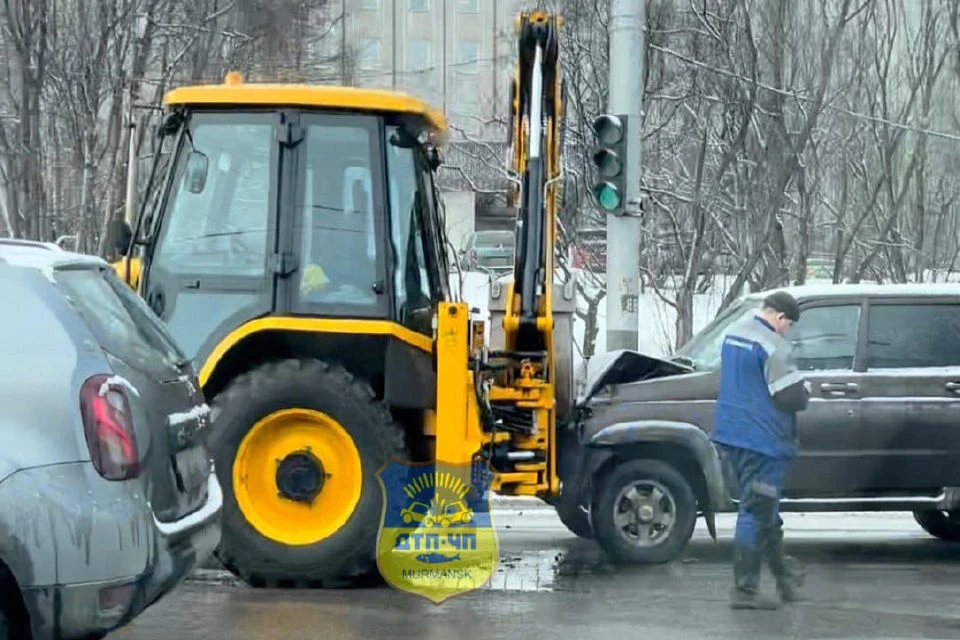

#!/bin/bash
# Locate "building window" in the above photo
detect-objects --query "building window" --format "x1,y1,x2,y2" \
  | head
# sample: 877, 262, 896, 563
358, 39, 380, 69
456, 76, 480, 117
457, 41, 480, 73
458, 0, 479, 12
359, 0, 379, 10
409, 0, 429, 11
407, 39, 431, 71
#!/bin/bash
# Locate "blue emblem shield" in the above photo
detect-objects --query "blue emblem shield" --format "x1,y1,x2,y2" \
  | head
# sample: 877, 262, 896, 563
376, 458, 499, 604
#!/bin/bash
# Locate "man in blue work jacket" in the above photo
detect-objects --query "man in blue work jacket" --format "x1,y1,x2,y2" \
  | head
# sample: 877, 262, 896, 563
712, 291, 811, 609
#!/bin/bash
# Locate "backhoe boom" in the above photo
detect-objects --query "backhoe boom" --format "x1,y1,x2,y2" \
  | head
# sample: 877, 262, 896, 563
435, 10, 566, 501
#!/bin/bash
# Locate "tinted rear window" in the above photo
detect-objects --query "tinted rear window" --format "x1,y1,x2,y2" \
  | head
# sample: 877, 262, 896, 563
866, 302, 960, 368
54, 266, 188, 375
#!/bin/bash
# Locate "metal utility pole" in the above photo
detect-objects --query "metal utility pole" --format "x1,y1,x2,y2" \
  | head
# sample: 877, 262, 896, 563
604, 0, 644, 351
391, 0, 397, 89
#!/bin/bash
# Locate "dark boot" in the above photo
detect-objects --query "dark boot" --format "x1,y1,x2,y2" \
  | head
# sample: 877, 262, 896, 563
765, 526, 804, 603
731, 546, 779, 610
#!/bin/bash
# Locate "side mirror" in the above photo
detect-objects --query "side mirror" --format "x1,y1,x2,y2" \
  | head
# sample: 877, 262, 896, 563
184, 151, 209, 194
388, 128, 418, 149
111, 218, 134, 256
426, 146, 443, 170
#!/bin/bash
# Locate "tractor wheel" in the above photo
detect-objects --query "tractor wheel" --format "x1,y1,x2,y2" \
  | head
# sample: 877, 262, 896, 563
208, 358, 406, 588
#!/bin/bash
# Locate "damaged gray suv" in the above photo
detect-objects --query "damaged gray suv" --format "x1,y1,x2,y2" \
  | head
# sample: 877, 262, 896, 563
558, 283, 960, 565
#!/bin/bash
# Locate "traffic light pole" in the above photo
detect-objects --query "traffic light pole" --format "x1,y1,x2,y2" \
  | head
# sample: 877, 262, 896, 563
604, 0, 644, 351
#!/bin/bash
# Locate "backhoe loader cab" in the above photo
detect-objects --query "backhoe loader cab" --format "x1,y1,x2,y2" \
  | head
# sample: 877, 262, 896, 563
121, 73, 455, 587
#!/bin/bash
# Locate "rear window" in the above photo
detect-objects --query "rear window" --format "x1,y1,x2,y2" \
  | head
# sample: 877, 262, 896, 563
866, 302, 960, 368
476, 231, 514, 246
54, 266, 188, 374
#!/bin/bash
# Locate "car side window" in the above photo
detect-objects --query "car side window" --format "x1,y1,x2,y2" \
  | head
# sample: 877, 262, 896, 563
865, 303, 960, 369
789, 304, 861, 371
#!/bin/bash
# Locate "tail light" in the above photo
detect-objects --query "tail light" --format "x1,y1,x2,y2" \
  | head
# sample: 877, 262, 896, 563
80, 374, 140, 480
469, 250, 477, 261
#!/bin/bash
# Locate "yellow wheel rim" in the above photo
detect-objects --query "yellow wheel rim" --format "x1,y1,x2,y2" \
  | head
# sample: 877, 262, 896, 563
232, 408, 363, 546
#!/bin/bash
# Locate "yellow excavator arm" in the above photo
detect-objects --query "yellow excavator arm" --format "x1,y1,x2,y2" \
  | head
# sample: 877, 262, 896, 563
435, 10, 565, 500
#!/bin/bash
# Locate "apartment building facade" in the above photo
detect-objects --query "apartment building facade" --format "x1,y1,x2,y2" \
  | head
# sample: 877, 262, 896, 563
344, 0, 523, 139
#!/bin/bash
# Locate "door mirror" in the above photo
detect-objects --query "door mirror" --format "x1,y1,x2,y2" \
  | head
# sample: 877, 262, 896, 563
389, 128, 418, 149
111, 219, 134, 256
426, 145, 443, 170
184, 151, 209, 194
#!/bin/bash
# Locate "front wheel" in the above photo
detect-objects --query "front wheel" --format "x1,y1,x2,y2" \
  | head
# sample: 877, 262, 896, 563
592, 459, 698, 564
554, 490, 594, 539
913, 510, 960, 542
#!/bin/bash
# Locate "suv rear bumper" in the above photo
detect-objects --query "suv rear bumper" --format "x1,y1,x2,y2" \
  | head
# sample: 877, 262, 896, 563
19, 468, 222, 640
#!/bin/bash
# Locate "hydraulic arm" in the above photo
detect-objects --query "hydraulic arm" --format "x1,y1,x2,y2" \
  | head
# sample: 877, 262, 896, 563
434, 11, 565, 500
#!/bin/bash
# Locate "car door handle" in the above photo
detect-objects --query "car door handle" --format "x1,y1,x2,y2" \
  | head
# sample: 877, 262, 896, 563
946, 381, 960, 394
820, 382, 858, 395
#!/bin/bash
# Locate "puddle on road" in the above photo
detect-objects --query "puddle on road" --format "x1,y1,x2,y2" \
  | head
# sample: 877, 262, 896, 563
189, 550, 576, 594
485, 549, 566, 593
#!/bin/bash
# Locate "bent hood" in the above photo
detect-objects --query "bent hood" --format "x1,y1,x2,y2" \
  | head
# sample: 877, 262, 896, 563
576, 349, 693, 406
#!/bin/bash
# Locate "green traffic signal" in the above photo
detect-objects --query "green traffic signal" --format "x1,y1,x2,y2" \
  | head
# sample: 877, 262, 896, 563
594, 182, 622, 211
591, 113, 628, 214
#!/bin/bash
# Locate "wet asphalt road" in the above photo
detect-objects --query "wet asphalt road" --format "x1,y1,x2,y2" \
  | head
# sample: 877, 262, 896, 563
107, 504, 960, 640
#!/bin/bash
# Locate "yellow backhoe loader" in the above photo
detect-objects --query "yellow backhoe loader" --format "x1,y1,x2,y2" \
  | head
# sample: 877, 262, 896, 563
112, 11, 594, 588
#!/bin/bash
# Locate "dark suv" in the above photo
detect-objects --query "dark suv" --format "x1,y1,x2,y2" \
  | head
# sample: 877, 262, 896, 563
559, 283, 960, 565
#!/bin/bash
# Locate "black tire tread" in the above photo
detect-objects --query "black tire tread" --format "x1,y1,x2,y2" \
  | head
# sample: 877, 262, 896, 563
554, 493, 594, 539
0, 565, 28, 640
913, 510, 960, 542
209, 358, 407, 588
591, 458, 697, 564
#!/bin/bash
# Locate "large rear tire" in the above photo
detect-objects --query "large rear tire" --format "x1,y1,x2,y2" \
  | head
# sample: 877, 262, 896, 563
208, 358, 406, 588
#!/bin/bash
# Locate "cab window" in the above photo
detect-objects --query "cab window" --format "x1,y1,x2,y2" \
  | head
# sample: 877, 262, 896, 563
296, 120, 380, 310
385, 126, 435, 332
150, 114, 274, 277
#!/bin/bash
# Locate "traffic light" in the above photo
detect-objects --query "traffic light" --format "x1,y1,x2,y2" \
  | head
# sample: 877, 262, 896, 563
590, 114, 628, 214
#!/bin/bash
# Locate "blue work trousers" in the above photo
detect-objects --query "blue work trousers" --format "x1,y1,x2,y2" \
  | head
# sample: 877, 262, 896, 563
717, 443, 791, 593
